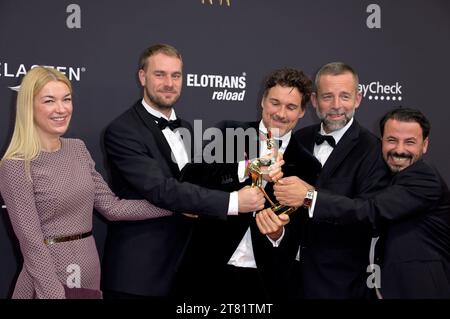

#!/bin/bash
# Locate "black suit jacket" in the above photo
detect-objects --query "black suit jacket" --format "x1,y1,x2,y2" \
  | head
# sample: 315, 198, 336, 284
282, 120, 391, 299
101, 101, 229, 296
179, 120, 320, 298
314, 159, 450, 298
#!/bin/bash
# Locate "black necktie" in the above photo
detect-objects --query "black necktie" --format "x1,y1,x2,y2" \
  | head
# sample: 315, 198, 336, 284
315, 133, 336, 148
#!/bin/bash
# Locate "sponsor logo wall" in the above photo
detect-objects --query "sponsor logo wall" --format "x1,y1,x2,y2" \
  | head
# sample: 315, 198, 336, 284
359, 82, 403, 102
1, 0, 450, 299
186, 72, 247, 101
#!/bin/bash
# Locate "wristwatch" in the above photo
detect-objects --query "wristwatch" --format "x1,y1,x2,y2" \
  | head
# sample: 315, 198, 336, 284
303, 189, 315, 208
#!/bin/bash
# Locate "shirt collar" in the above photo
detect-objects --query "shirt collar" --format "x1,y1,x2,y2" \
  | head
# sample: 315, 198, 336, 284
141, 98, 177, 121
319, 117, 354, 145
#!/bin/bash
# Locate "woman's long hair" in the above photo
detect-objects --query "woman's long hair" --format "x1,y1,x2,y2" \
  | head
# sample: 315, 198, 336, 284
1, 67, 72, 174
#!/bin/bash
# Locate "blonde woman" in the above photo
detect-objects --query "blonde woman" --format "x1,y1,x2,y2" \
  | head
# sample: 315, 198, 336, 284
0, 67, 173, 299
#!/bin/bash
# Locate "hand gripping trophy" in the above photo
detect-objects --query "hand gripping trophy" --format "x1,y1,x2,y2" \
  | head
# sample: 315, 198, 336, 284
247, 128, 297, 215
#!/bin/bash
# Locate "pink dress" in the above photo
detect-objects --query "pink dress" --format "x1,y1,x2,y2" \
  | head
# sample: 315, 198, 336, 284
0, 138, 172, 299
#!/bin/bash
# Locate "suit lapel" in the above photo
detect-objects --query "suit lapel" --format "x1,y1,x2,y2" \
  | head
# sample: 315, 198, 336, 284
224, 121, 259, 257
249, 121, 260, 159
284, 136, 321, 185
179, 119, 194, 162
134, 103, 181, 177
298, 124, 320, 153
319, 120, 361, 183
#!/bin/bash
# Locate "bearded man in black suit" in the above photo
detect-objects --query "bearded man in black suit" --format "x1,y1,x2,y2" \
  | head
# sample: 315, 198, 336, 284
268, 107, 450, 299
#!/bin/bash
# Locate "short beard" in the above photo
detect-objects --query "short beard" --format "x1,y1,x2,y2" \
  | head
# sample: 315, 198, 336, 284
316, 108, 354, 132
388, 165, 403, 173
386, 151, 413, 173
145, 88, 180, 111
149, 95, 177, 110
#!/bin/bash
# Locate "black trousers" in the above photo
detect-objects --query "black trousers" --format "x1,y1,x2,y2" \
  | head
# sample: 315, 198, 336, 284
220, 264, 269, 300
178, 263, 270, 301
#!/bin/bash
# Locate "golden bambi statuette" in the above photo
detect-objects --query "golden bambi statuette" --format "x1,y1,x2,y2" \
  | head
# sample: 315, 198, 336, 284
247, 129, 297, 215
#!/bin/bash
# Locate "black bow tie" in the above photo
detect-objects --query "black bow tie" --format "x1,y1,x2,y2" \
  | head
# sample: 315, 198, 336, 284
157, 117, 181, 131
315, 133, 336, 148
145, 108, 182, 130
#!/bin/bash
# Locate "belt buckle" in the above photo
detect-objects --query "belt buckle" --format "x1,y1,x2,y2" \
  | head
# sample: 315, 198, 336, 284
44, 238, 56, 245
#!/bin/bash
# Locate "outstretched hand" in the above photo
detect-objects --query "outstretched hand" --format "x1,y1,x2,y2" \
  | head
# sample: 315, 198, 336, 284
273, 176, 313, 207
255, 208, 290, 241
238, 185, 265, 213
261, 152, 285, 183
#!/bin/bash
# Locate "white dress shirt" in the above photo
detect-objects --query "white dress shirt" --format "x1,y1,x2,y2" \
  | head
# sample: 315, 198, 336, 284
142, 99, 189, 171
308, 117, 354, 216
228, 121, 291, 268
